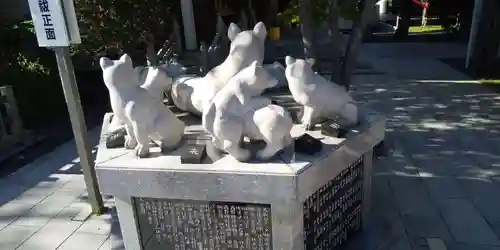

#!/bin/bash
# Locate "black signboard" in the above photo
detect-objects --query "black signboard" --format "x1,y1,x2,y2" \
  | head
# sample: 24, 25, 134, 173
303, 157, 364, 250
132, 198, 273, 250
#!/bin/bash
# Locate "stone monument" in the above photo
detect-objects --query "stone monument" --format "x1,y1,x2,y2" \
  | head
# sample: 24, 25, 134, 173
96, 107, 385, 250
95, 20, 386, 250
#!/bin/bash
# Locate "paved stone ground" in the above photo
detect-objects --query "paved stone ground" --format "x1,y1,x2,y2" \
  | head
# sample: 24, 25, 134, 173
1, 43, 500, 250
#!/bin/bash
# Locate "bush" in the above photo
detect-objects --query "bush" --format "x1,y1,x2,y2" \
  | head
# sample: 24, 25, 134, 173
0, 20, 66, 130
72, 0, 178, 66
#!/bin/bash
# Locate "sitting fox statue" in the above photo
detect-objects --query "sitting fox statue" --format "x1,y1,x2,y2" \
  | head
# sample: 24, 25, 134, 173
202, 61, 293, 161
100, 54, 185, 157
285, 56, 359, 129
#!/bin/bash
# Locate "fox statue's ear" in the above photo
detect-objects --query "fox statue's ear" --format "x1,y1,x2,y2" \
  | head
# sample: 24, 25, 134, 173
253, 22, 267, 41
120, 54, 132, 64
99, 57, 113, 69
228, 23, 241, 41
285, 56, 295, 66
305, 58, 315, 68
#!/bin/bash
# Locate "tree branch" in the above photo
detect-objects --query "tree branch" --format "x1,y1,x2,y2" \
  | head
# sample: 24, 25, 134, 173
299, 0, 317, 68
340, 0, 376, 90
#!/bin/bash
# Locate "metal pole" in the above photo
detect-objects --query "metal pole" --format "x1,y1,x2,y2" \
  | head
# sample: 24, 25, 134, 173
53, 46, 104, 214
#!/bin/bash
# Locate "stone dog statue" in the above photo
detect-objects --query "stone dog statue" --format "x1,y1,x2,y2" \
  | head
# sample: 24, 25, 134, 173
108, 64, 177, 132
170, 21, 268, 116
202, 61, 293, 161
285, 56, 359, 130
100, 54, 185, 157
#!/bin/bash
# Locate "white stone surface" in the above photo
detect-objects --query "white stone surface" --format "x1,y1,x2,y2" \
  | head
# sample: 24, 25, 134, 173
203, 61, 292, 161
285, 56, 359, 129
170, 75, 218, 116
100, 54, 185, 157
264, 61, 288, 89
169, 22, 268, 116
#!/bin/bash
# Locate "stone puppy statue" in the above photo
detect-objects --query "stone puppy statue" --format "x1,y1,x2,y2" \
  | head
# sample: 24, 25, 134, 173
100, 54, 185, 157
202, 61, 293, 161
108, 64, 177, 132
204, 21, 268, 92
169, 21, 268, 116
285, 56, 359, 130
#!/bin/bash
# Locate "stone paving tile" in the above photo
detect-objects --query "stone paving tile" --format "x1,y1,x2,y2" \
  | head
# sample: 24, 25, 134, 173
15, 219, 83, 250
99, 236, 125, 250
387, 167, 453, 241
60, 175, 87, 190
0, 201, 38, 231
370, 172, 412, 250
0, 225, 38, 250
389, 240, 413, 250
447, 243, 500, 250
57, 232, 108, 250
456, 178, 500, 239
57, 195, 93, 222
98, 238, 112, 250
10, 188, 84, 227
435, 198, 500, 246
5, 182, 58, 206
76, 212, 113, 236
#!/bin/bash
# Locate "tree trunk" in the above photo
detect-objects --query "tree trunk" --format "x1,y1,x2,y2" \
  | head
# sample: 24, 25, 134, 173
299, 0, 317, 68
339, 0, 377, 90
468, 0, 500, 76
394, 0, 410, 37
328, 0, 342, 83
266, 0, 279, 26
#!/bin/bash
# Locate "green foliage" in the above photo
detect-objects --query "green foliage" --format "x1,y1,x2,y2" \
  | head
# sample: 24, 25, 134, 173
0, 20, 65, 129
72, 0, 177, 63
279, 0, 364, 27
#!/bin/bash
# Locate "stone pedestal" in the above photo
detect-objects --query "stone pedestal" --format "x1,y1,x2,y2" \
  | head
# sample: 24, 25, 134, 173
96, 104, 386, 250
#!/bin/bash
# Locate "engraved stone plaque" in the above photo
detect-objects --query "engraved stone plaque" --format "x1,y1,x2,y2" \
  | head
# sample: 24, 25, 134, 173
132, 198, 273, 250
303, 157, 364, 250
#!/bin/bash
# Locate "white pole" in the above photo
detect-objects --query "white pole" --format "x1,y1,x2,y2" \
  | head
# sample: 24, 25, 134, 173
54, 47, 104, 214
181, 0, 198, 50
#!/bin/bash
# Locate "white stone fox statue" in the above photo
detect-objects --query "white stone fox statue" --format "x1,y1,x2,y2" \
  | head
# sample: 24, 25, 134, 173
202, 61, 293, 161
100, 54, 185, 157
285, 56, 359, 130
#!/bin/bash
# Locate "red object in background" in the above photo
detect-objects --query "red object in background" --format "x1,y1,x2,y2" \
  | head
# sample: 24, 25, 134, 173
411, 0, 429, 8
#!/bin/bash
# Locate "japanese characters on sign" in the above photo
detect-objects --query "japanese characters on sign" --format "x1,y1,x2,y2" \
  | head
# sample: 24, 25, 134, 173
27, 0, 70, 47
303, 157, 364, 250
134, 198, 273, 250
